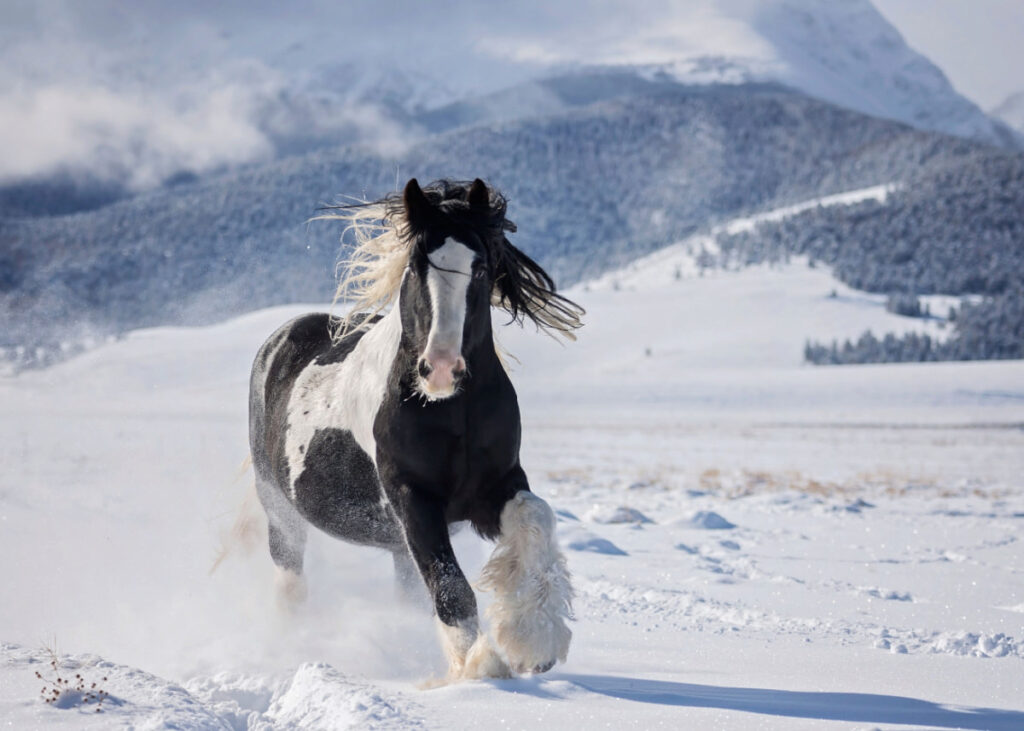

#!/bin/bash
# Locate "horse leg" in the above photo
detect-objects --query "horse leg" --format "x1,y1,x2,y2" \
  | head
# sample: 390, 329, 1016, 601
256, 477, 309, 611
391, 547, 428, 607
389, 485, 510, 681
479, 482, 573, 674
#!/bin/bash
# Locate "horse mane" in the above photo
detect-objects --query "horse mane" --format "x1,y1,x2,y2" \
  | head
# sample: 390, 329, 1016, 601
316, 179, 584, 342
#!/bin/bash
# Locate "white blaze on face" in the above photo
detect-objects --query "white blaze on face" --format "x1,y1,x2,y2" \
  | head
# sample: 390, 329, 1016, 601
421, 238, 475, 398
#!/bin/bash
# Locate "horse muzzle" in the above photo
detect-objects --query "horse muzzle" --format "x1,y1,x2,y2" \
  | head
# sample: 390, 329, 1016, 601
417, 351, 467, 399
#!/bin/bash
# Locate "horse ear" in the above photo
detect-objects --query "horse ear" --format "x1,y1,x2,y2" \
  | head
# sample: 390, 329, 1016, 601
468, 178, 489, 210
403, 178, 433, 230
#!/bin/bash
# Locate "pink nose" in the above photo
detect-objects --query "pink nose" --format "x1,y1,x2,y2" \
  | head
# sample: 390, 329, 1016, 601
419, 352, 466, 391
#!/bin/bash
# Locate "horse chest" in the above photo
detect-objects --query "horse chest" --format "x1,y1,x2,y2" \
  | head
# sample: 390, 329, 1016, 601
375, 387, 520, 499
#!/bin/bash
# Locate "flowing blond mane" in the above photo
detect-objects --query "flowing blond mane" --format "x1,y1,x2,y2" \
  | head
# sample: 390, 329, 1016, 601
315, 180, 584, 344
314, 198, 414, 341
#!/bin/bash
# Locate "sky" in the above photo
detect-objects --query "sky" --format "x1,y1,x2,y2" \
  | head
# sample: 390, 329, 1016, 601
874, 0, 1024, 109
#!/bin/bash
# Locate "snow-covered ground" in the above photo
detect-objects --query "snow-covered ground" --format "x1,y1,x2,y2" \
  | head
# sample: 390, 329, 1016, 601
2, 256, 1022, 729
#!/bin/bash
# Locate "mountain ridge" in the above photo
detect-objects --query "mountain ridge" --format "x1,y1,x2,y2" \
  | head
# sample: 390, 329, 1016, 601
0, 0, 1016, 210
3, 78, 1021, 372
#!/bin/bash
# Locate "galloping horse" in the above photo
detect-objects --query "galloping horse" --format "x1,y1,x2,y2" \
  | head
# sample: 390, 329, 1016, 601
248, 178, 583, 681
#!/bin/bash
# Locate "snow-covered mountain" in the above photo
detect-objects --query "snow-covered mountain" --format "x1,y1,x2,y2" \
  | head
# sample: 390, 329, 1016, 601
4, 78, 1023, 369
0, 0, 1016, 200
466, 0, 1020, 149
3, 0, 1022, 369
702, 0, 1020, 147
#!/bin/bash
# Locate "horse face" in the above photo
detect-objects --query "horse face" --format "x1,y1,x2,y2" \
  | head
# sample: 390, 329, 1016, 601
400, 180, 494, 401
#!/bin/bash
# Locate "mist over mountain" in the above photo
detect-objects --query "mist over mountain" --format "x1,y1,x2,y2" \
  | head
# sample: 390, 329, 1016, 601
0, 0, 1016, 215
3, 76, 1022, 365
992, 91, 1024, 134
2, 1, 1022, 369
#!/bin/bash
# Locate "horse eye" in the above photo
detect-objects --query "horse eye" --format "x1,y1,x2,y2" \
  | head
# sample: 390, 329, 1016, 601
473, 268, 487, 280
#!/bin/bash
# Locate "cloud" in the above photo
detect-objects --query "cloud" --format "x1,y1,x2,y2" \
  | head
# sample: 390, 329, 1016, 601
0, 81, 274, 189
0, 3, 425, 189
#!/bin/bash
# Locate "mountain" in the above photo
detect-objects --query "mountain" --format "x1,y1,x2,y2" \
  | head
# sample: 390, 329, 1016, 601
3, 2, 1023, 371
711, 0, 1021, 148
0, 0, 1016, 215
3, 76, 1023, 373
992, 91, 1024, 134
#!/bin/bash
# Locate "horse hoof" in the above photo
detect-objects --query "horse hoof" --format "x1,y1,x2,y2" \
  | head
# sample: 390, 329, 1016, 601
512, 659, 555, 675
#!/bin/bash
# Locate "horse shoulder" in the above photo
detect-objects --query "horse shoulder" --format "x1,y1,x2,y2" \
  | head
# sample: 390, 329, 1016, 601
284, 309, 402, 489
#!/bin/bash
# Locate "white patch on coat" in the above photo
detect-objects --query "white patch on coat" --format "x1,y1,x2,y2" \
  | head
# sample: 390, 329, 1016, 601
479, 491, 574, 674
284, 302, 403, 495
437, 616, 478, 671
424, 239, 475, 356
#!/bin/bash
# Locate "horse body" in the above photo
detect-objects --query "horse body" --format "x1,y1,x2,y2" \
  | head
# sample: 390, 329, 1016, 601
248, 178, 581, 681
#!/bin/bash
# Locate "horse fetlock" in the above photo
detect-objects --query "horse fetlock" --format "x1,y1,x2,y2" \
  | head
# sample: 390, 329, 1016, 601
274, 568, 308, 613
492, 604, 572, 675
436, 616, 478, 671
460, 634, 512, 680
480, 491, 575, 674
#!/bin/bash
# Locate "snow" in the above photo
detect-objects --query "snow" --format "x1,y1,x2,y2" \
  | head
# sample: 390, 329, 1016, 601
1, 252, 1023, 728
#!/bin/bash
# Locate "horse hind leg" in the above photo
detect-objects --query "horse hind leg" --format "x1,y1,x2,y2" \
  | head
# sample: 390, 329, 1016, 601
479, 489, 574, 674
257, 477, 309, 611
392, 548, 429, 607
269, 520, 308, 610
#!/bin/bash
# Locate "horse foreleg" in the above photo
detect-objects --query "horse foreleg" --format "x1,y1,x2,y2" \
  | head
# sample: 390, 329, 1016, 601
479, 486, 573, 674
389, 485, 510, 681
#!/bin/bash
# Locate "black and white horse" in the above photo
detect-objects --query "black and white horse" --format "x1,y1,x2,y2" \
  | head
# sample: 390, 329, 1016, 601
248, 178, 582, 681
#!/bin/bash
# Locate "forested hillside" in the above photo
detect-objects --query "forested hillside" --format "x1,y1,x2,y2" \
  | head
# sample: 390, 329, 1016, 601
716, 150, 1024, 362
4, 79, 1019, 370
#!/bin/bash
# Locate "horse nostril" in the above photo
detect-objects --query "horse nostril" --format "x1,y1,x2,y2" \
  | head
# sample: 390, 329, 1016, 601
417, 358, 432, 378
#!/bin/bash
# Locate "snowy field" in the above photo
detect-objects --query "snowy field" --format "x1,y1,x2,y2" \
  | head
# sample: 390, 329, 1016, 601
2, 259, 1023, 729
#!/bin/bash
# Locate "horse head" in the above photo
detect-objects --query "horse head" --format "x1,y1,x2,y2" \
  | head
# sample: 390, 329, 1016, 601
399, 177, 502, 400
325, 177, 584, 401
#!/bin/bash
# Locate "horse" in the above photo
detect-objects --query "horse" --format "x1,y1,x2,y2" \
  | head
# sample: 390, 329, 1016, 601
248, 177, 583, 681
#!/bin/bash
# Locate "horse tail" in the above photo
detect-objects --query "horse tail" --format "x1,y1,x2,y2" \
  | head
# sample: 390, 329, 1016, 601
209, 457, 266, 575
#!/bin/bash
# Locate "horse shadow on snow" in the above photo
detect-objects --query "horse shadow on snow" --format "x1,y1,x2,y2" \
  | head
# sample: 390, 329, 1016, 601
489, 673, 1024, 730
